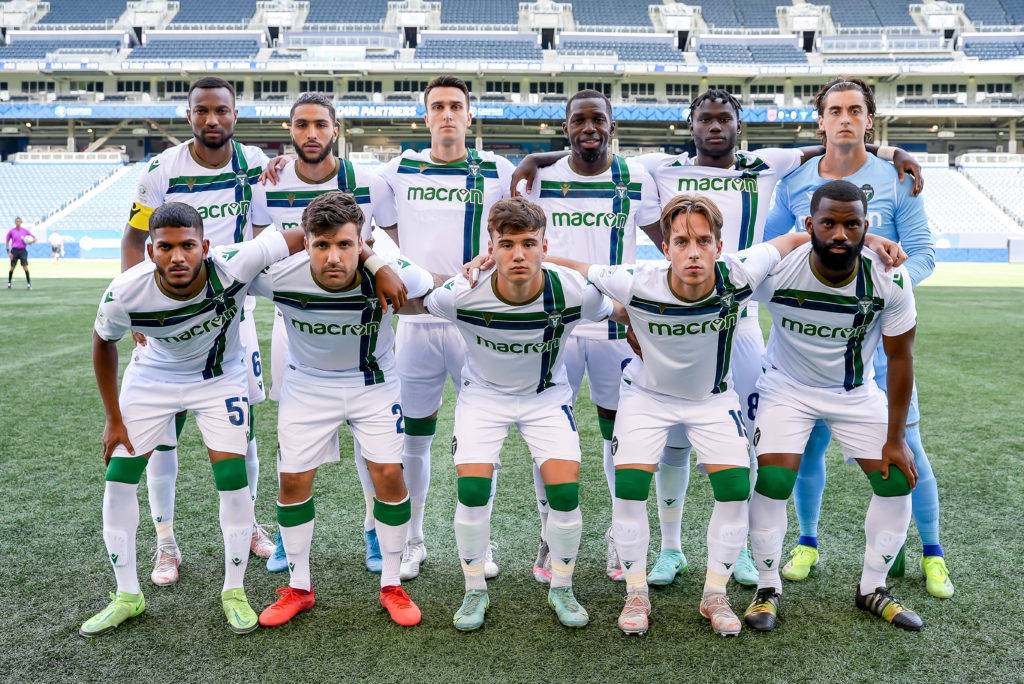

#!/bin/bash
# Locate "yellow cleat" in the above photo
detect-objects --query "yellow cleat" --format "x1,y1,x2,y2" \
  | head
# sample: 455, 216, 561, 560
780, 544, 818, 581
922, 556, 954, 599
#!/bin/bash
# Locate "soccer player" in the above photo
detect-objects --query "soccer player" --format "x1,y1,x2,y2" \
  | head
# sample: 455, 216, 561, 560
403, 196, 623, 630
122, 77, 277, 585
49, 229, 64, 263
372, 75, 515, 580
762, 77, 952, 599
82, 203, 305, 637
249, 192, 427, 628
250, 92, 387, 575
6, 217, 32, 290
745, 180, 923, 632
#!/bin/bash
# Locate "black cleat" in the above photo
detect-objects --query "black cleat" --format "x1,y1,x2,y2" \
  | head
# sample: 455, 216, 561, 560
855, 586, 923, 631
743, 587, 781, 631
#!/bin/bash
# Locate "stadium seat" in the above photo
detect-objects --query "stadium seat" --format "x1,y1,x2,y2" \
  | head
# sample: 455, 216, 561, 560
696, 43, 754, 64
127, 40, 260, 60
961, 166, 1024, 226
415, 38, 542, 61
305, 0, 390, 24
571, 0, 654, 30
36, 0, 126, 25
440, 0, 520, 27
48, 162, 148, 239
922, 168, 1023, 234
558, 39, 685, 63
0, 39, 121, 60
960, 0, 1012, 26
169, 0, 257, 25
0, 163, 122, 232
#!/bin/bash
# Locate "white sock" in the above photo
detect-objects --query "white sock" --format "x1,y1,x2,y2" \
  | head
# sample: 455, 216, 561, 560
705, 499, 748, 594
375, 498, 409, 588
103, 481, 140, 595
353, 440, 376, 532
531, 462, 549, 541
453, 501, 490, 591
146, 448, 177, 545
245, 438, 259, 502
612, 497, 650, 593
748, 491, 787, 594
655, 447, 690, 552
403, 433, 433, 541
860, 493, 911, 595
546, 507, 582, 588
219, 487, 254, 592
280, 517, 315, 591
602, 439, 616, 499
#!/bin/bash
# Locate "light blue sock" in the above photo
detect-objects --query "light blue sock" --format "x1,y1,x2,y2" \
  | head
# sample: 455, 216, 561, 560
793, 421, 832, 543
906, 423, 942, 554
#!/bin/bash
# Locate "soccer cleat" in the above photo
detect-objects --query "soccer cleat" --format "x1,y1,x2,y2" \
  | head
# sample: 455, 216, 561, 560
150, 543, 181, 586
453, 589, 489, 631
617, 591, 651, 635
889, 544, 906, 578
700, 593, 742, 637
743, 587, 781, 631
258, 587, 315, 627
266, 534, 288, 573
380, 586, 422, 626
548, 586, 589, 627
364, 529, 383, 574
647, 549, 687, 586
79, 590, 145, 637
222, 588, 259, 634
533, 539, 552, 584
400, 538, 427, 580
250, 523, 276, 559
732, 547, 759, 586
484, 541, 499, 579
781, 544, 819, 582
921, 556, 955, 599
6, 282, 10, 289
605, 527, 624, 581
25, 283, 31, 290
855, 585, 923, 631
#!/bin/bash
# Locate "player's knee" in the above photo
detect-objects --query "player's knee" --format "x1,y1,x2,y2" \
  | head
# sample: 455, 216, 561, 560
614, 468, 653, 501
754, 464, 798, 500
372, 465, 406, 500
457, 476, 492, 507
211, 456, 249, 491
868, 468, 912, 497
544, 482, 580, 511
404, 416, 438, 437
708, 467, 750, 502
105, 456, 148, 485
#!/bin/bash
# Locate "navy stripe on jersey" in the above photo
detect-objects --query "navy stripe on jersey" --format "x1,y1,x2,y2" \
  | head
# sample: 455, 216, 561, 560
357, 266, 385, 385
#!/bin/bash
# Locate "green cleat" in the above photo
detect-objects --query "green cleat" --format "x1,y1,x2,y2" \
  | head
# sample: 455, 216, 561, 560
731, 547, 758, 586
547, 586, 589, 627
888, 544, 906, 578
79, 590, 145, 637
855, 585, 923, 631
647, 549, 687, 586
743, 587, 781, 632
453, 589, 489, 631
922, 556, 954, 599
781, 544, 819, 581
222, 588, 259, 634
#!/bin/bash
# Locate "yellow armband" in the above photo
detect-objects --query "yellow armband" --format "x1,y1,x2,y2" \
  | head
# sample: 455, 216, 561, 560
128, 203, 155, 231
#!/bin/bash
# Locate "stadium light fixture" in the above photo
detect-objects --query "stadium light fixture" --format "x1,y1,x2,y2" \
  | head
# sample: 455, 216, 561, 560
669, 124, 675, 131
930, 124, 939, 133
280, 122, 288, 129
411, 122, 418, 130
24, 122, 31, 128
539, 122, 548, 130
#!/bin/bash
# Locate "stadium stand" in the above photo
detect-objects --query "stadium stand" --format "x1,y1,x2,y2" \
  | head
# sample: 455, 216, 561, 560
0, 39, 122, 60
127, 39, 260, 60
168, 0, 257, 26
0, 163, 121, 232
440, 0, 520, 27
48, 162, 146, 248
962, 38, 1024, 59
734, 1, 781, 29
686, 0, 741, 29
269, 50, 303, 59
961, 0, 1013, 26
414, 37, 542, 61
748, 43, 808, 64
696, 42, 754, 64
36, 0, 126, 26
558, 38, 685, 62
571, 0, 653, 30
961, 166, 1024, 225
304, 0, 390, 25
921, 168, 1022, 234
815, 0, 881, 28
871, 0, 916, 28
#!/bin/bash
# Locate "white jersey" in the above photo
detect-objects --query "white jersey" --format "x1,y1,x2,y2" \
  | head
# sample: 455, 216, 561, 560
94, 231, 289, 381
587, 242, 780, 401
249, 254, 431, 386
756, 243, 917, 392
425, 264, 613, 395
251, 157, 376, 239
128, 140, 270, 247
526, 155, 659, 341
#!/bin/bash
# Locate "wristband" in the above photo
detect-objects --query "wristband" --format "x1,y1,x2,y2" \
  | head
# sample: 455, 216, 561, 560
364, 254, 386, 275
877, 146, 897, 162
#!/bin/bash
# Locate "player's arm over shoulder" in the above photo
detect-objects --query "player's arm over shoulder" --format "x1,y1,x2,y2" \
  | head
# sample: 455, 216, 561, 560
214, 230, 294, 282
393, 255, 434, 298
408, 274, 460, 319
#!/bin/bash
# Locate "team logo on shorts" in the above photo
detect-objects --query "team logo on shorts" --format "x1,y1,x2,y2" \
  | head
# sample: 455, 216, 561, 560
547, 311, 563, 328
857, 296, 874, 315
753, 428, 760, 446
451, 436, 458, 455
860, 184, 874, 202
719, 289, 735, 309
611, 436, 618, 455
615, 182, 628, 199
467, 159, 482, 177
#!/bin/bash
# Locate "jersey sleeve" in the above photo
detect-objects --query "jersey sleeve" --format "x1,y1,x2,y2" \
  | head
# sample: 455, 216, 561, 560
726, 243, 781, 290
249, 181, 273, 227
394, 256, 433, 299
581, 283, 614, 323
762, 147, 804, 178
423, 276, 459, 321
892, 178, 935, 287
880, 265, 917, 337
586, 263, 635, 304
246, 267, 274, 300
634, 151, 673, 175
496, 156, 515, 199
94, 281, 132, 342
369, 161, 398, 228
354, 164, 376, 240
249, 146, 271, 171
127, 159, 166, 232
635, 166, 661, 227
215, 230, 290, 283
763, 176, 798, 240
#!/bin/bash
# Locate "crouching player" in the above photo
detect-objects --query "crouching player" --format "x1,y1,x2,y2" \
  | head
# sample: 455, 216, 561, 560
249, 192, 424, 627
83, 203, 305, 636
403, 197, 625, 630
744, 180, 922, 632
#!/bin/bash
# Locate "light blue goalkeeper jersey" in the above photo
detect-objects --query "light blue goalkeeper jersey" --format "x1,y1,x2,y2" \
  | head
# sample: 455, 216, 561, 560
763, 155, 935, 287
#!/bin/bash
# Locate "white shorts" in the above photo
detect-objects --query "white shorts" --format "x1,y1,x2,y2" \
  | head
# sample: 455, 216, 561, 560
277, 369, 405, 473
239, 299, 266, 405
753, 368, 888, 464
396, 320, 466, 418
563, 336, 633, 410
730, 316, 765, 435
451, 383, 581, 469
612, 380, 750, 472
268, 306, 288, 402
114, 360, 250, 459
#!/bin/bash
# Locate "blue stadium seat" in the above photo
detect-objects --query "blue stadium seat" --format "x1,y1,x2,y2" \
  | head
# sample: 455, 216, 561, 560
36, 0, 126, 25
748, 43, 807, 64
572, 0, 653, 29
127, 40, 260, 60
305, 0, 390, 24
440, 0, 521, 26
815, 0, 881, 28
415, 38, 542, 61
962, 39, 1023, 59
169, 0, 257, 25
0, 39, 121, 60
869, 0, 915, 27
558, 38, 685, 62
0, 163, 122, 231
960, 0, 1012, 26
696, 43, 754, 64
688, 0, 741, 28
49, 163, 148, 241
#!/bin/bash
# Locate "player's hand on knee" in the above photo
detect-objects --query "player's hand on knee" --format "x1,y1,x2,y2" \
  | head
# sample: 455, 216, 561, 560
102, 419, 135, 465
626, 325, 643, 359
463, 254, 494, 287
881, 439, 917, 490
374, 265, 408, 312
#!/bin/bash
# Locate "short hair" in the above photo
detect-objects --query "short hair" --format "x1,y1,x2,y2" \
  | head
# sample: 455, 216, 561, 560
149, 202, 203, 237
565, 88, 612, 119
291, 92, 336, 126
814, 76, 875, 143
188, 76, 235, 106
487, 197, 546, 238
424, 75, 470, 108
301, 191, 364, 238
687, 88, 743, 124
810, 179, 868, 216
660, 194, 724, 242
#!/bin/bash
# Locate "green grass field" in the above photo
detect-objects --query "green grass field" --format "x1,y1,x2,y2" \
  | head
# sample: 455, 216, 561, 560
2, 264, 1022, 682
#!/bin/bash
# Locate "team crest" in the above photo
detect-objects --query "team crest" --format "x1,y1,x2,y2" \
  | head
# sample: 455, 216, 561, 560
860, 184, 874, 202
561, 183, 571, 197
467, 158, 481, 177
547, 311, 563, 328
419, 163, 429, 173
235, 171, 248, 188
857, 296, 873, 315
719, 289, 735, 309
365, 296, 379, 310
615, 181, 628, 199
186, 178, 196, 191
286, 192, 296, 206
210, 291, 229, 306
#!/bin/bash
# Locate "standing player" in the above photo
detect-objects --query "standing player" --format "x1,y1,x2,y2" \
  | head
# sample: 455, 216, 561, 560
82, 203, 305, 637
745, 180, 923, 632
6, 217, 32, 290
372, 75, 515, 580
404, 197, 621, 630
762, 77, 952, 599
122, 77, 276, 586
249, 193, 427, 627
49, 228, 64, 263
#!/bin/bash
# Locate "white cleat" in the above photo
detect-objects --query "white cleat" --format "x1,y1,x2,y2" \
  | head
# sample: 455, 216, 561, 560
700, 592, 742, 637
400, 538, 427, 580
605, 526, 624, 581
151, 544, 181, 586
484, 541, 499, 579
618, 591, 651, 635
250, 523, 276, 559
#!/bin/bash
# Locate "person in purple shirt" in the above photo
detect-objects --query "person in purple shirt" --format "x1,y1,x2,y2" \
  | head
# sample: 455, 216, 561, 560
6, 217, 33, 290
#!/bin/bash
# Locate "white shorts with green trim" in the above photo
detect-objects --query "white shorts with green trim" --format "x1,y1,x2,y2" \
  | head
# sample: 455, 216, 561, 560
563, 335, 634, 411
396, 319, 466, 419
268, 306, 287, 402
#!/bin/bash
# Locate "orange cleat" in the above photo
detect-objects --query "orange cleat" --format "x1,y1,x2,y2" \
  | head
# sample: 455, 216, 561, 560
380, 585, 422, 626
258, 587, 315, 627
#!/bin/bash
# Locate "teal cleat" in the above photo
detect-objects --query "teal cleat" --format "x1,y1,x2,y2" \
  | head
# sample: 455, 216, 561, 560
79, 590, 145, 637
547, 586, 589, 627
732, 547, 759, 586
647, 549, 687, 586
267, 533, 288, 573
364, 529, 383, 574
453, 589, 489, 631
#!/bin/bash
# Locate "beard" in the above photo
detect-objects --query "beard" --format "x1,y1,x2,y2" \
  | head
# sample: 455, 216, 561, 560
578, 147, 603, 164
197, 129, 233, 150
295, 142, 332, 164
811, 229, 865, 273
156, 263, 203, 291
